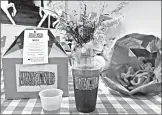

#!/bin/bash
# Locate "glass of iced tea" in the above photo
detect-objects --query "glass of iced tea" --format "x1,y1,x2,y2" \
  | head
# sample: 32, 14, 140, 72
71, 48, 101, 113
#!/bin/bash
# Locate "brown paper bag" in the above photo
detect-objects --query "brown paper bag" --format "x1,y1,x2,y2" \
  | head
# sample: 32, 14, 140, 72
102, 33, 161, 95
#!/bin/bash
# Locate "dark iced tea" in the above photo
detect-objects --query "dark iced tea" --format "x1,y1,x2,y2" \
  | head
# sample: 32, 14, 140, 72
72, 65, 101, 113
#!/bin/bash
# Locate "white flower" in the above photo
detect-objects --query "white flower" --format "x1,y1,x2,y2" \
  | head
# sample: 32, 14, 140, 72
81, 47, 87, 53
93, 27, 106, 46
78, 26, 84, 37
48, 1, 63, 16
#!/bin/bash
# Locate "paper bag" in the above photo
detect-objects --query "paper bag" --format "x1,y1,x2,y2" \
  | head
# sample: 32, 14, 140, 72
102, 33, 161, 95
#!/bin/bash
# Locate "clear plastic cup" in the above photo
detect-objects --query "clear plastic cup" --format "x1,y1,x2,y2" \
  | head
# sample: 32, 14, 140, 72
39, 88, 63, 111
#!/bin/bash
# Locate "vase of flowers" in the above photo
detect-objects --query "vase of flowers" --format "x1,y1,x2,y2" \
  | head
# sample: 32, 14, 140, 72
54, 1, 129, 113
56, 1, 128, 68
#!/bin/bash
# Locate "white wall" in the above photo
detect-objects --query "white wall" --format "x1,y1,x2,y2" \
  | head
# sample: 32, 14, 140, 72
67, 1, 161, 38
122, 1, 161, 38
33, 0, 41, 7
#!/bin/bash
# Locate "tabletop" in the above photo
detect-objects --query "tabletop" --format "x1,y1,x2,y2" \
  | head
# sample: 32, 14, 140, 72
1, 67, 161, 114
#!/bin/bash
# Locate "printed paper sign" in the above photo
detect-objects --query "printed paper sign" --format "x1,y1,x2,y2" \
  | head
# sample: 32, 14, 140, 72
16, 64, 57, 92
23, 30, 49, 65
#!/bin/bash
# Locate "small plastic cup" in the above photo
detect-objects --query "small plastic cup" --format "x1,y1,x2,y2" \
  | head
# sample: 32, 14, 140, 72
39, 88, 63, 111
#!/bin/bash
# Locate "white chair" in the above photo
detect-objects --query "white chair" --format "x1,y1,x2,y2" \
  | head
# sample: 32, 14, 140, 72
1, 1, 17, 25
37, 1, 63, 28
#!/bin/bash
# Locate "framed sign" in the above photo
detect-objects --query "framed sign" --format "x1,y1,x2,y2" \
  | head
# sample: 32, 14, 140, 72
16, 64, 58, 92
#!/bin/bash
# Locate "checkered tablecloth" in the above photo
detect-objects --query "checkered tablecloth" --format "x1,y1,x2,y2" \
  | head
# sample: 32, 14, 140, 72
1, 68, 161, 114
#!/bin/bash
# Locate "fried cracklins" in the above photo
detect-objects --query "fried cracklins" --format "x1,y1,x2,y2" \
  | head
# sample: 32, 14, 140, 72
116, 57, 157, 91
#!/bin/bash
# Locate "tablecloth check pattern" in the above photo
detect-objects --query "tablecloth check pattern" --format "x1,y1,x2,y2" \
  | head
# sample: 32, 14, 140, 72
1, 67, 161, 114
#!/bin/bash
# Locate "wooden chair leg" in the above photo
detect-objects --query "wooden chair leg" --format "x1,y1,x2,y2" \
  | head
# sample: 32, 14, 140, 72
37, 14, 48, 27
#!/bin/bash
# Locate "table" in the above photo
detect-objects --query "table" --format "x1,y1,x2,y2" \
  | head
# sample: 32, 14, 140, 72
1, 67, 161, 114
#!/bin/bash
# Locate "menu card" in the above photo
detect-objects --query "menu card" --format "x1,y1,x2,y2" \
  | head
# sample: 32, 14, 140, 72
23, 30, 49, 65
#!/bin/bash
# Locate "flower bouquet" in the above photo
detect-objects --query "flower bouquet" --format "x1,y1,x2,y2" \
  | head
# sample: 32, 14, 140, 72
59, 1, 128, 48
55, 1, 129, 69
54, 2, 129, 112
